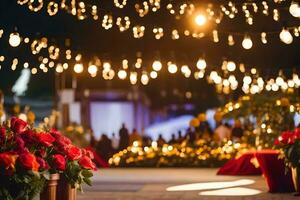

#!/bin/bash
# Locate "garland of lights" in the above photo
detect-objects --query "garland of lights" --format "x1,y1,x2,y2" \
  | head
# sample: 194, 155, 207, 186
17, 0, 297, 24
1, 28, 299, 95
15, 1, 300, 48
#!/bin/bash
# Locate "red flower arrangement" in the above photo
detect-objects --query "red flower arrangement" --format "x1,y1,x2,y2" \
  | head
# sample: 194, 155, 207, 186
0, 117, 97, 199
274, 128, 300, 168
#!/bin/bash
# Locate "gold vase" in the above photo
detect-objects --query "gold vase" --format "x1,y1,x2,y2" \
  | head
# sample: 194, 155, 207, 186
57, 177, 77, 200
40, 173, 60, 200
292, 167, 300, 195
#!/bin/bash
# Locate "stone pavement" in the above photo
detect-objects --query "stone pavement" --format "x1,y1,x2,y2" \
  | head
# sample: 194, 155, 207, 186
78, 168, 298, 200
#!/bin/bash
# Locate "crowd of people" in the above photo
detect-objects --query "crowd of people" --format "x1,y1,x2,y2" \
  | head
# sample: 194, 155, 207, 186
93, 120, 247, 161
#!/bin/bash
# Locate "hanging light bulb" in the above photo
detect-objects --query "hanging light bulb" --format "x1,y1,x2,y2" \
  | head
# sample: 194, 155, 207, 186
196, 58, 207, 70
289, 1, 300, 18
168, 62, 177, 74
152, 60, 162, 71
150, 71, 158, 79
242, 35, 253, 49
226, 61, 236, 72
280, 28, 293, 44
141, 72, 149, 85
243, 76, 252, 85
195, 14, 206, 26
118, 69, 127, 80
9, 33, 21, 47
74, 63, 84, 74
130, 72, 138, 85
88, 65, 98, 77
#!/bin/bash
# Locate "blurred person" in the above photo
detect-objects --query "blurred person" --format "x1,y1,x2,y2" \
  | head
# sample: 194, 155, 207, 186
169, 134, 177, 144
231, 119, 244, 140
214, 122, 231, 142
111, 132, 119, 151
118, 123, 129, 150
177, 130, 184, 143
96, 134, 113, 161
157, 134, 166, 147
129, 128, 142, 145
185, 128, 196, 144
142, 135, 152, 147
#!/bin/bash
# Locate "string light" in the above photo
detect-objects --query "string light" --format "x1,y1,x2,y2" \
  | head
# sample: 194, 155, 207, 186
196, 58, 207, 70
195, 14, 206, 26
88, 64, 98, 77
118, 69, 127, 80
280, 28, 293, 44
152, 60, 162, 71
168, 62, 178, 74
116, 16, 130, 32
242, 35, 253, 50
74, 63, 84, 74
289, 1, 300, 18
47, 1, 58, 16
114, 0, 127, 9
9, 33, 22, 47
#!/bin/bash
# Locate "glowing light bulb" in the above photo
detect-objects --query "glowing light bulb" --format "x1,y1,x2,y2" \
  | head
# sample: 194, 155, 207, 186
195, 14, 206, 26
242, 35, 253, 50
168, 63, 178, 74
196, 58, 207, 70
280, 28, 293, 44
130, 72, 138, 85
118, 69, 127, 80
150, 71, 158, 79
243, 76, 252, 85
74, 63, 84, 74
9, 33, 21, 47
88, 65, 98, 77
289, 1, 300, 17
152, 60, 162, 71
227, 61, 236, 72
141, 73, 149, 85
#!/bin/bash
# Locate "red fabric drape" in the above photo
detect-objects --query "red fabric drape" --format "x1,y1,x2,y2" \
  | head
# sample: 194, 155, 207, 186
86, 147, 109, 168
255, 150, 295, 193
217, 151, 262, 176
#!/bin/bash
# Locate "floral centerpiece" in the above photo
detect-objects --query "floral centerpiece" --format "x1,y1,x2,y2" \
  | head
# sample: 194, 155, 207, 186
274, 128, 300, 193
0, 117, 96, 200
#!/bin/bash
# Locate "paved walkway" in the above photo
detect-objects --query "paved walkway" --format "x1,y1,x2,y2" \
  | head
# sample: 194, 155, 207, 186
78, 168, 298, 200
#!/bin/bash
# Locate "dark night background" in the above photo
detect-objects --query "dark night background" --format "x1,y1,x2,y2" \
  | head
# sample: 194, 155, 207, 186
0, 0, 299, 114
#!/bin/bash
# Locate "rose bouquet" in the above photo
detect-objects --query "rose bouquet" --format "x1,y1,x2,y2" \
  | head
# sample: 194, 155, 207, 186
274, 128, 300, 168
0, 117, 96, 200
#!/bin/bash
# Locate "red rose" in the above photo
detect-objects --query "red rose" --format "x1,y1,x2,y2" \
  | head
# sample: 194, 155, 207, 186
65, 145, 82, 160
50, 129, 62, 138
36, 157, 49, 170
0, 152, 18, 172
274, 138, 280, 145
56, 136, 72, 147
10, 117, 28, 134
19, 152, 40, 171
37, 149, 47, 158
82, 149, 94, 159
35, 132, 55, 147
79, 156, 96, 170
52, 154, 66, 171
280, 131, 293, 144
294, 129, 300, 140
15, 136, 25, 152
19, 130, 35, 144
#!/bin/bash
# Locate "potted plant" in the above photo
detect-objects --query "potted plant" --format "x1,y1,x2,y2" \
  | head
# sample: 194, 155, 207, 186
274, 128, 300, 194
0, 117, 48, 200
0, 117, 97, 200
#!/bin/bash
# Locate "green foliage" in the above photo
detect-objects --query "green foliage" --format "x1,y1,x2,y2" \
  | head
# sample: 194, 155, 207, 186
0, 171, 46, 200
63, 161, 94, 190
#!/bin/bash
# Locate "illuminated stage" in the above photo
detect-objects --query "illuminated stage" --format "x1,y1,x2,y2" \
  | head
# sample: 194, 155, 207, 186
78, 168, 297, 200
